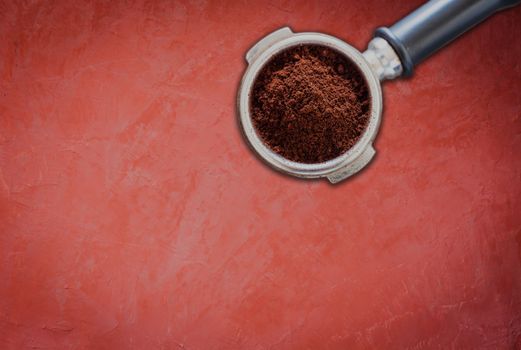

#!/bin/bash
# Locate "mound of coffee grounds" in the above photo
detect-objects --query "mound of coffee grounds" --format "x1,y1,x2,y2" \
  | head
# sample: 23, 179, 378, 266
251, 44, 370, 163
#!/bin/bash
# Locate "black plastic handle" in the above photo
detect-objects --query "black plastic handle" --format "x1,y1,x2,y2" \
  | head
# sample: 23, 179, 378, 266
375, 0, 521, 76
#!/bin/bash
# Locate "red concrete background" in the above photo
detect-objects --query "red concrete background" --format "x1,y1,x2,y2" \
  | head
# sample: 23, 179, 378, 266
1, 0, 520, 349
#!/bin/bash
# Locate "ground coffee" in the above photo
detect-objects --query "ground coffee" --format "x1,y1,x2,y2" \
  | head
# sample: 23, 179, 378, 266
251, 44, 370, 163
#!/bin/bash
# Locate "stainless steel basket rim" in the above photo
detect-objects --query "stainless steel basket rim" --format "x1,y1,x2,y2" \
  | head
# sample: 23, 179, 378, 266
238, 32, 383, 178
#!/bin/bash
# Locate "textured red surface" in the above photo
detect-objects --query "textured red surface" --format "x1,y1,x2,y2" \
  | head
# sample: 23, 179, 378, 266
1, 1, 521, 349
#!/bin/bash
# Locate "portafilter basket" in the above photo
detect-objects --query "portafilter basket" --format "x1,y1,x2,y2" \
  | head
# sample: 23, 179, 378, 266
238, 0, 520, 183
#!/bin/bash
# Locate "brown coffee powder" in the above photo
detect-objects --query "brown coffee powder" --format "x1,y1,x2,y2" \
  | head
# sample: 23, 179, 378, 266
251, 44, 370, 163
